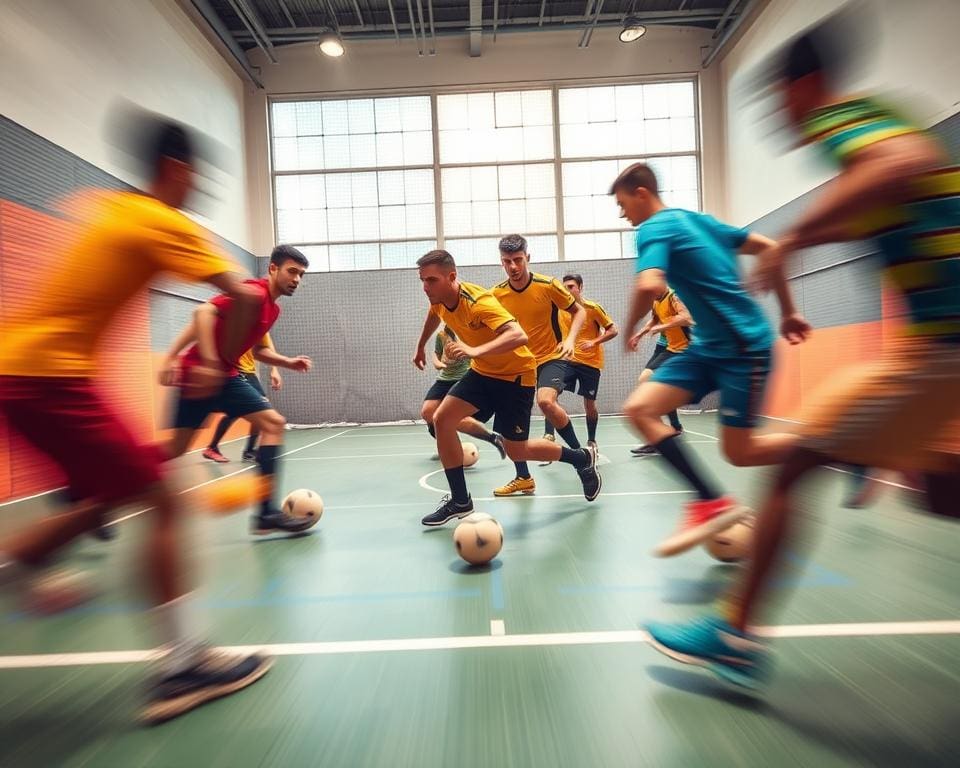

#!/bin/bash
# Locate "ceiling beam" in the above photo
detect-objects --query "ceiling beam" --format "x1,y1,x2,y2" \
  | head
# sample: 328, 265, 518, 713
468, 0, 482, 56
227, 0, 277, 63
186, 0, 264, 87
702, 0, 758, 67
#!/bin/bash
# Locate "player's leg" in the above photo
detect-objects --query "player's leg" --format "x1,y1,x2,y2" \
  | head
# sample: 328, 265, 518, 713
203, 414, 236, 463
537, 360, 581, 449
631, 349, 682, 456
242, 373, 267, 462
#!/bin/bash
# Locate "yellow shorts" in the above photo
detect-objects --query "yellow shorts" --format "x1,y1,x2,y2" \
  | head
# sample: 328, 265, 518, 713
798, 336, 960, 473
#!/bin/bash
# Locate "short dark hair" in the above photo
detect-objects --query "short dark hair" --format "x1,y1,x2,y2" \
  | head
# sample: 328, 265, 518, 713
271, 244, 309, 269
149, 120, 193, 177
417, 249, 457, 269
562, 273, 583, 288
608, 162, 660, 197
498, 234, 527, 254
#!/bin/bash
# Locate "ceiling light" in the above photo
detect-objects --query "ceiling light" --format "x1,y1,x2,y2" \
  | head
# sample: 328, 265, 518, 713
318, 33, 344, 58
619, 18, 647, 43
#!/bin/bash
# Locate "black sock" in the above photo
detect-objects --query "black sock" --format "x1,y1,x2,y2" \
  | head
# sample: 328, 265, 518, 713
244, 428, 260, 454
667, 410, 682, 431
257, 444, 280, 515
209, 415, 235, 452
544, 421, 556, 437
586, 415, 598, 442
655, 434, 720, 501
444, 466, 470, 505
427, 422, 436, 439
559, 446, 588, 470
514, 461, 531, 479
556, 420, 581, 449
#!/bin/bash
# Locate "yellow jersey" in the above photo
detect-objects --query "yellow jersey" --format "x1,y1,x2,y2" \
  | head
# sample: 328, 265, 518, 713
238, 333, 273, 375
429, 281, 537, 386
491, 273, 576, 365
652, 288, 691, 353
0, 190, 235, 378
559, 298, 615, 370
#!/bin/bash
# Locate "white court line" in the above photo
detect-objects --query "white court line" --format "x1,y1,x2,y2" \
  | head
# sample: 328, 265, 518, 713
111, 430, 352, 525
418, 468, 691, 500
490, 620, 506, 636
1, 620, 958, 670
286, 453, 436, 460
822, 465, 919, 492
0, 436, 253, 510
679, 429, 719, 441
761, 414, 805, 425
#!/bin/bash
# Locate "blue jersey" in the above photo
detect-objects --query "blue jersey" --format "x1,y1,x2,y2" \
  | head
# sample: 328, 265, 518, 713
635, 208, 773, 357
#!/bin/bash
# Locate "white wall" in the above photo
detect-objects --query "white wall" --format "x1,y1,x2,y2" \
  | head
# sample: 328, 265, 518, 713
244, 25, 723, 255
720, 0, 960, 226
0, 0, 252, 247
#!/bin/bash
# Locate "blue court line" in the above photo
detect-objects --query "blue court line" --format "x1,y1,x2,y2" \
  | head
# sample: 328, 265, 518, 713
3, 587, 482, 623
490, 567, 505, 612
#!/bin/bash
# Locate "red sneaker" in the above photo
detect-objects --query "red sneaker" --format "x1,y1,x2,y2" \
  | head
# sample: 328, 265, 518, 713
654, 496, 750, 557
202, 447, 229, 463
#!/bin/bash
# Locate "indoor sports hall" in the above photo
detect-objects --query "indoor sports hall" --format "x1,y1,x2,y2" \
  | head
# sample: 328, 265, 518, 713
0, 1, 957, 766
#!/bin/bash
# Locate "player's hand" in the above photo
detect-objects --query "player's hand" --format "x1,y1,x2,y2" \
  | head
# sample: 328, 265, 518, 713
158, 358, 180, 387
446, 341, 474, 361
556, 339, 576, 360
578, 339, 597, 352
749, 243, 788, 294
413, 348, 426, 370
287, 355, 312, 372
270, 369, 283, 390
781, 313, 812, 345
626, 331, 644, 352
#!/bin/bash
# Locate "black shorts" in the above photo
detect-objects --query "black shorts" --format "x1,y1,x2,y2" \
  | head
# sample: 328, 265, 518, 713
561, 363, 601, 401
241, 371, 266, 397
172, 374, 272, 430
645, 345, 679, 371
424, 378, 459, 403
536, 358, 575, 393
447, 369, 534, 441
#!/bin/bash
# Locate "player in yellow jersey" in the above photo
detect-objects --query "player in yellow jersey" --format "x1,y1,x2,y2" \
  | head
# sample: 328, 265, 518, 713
413, 250, 601, 526
200, 333, 280, 464
541, 274, 618, 457
0, 117, 271, 723
491, 234, 589, 496
629, 286, 694, 455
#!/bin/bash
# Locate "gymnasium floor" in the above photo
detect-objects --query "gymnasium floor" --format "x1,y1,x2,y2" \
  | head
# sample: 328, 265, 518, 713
0, 415, 957, 767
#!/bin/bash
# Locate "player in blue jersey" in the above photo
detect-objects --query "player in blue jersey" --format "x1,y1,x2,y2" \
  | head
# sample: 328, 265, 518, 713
613, 162, 811, 557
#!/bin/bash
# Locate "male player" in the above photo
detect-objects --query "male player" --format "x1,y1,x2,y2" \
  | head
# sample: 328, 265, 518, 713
541, 273, 618, 457
491, 235, 587, 496
614, 162, 811, 556
0, 118, 271, 723
644, 23, 960, 686
413, 250, 601, 526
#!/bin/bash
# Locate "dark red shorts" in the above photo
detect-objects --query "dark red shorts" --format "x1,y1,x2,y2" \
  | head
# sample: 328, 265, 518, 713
0, 376, 162, 503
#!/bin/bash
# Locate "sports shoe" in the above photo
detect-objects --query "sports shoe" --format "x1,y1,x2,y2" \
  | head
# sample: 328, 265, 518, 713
241, 449, 258, 463
421, 494, 474, 526
630, 443, 657, 456
587, 439, 598, 451
491, 432, 507, 460
645, 615, 770, 690
142, 648, 273, 725
654, 496, 751, 557
202, 447, 229, 464
576, 445, 602, 502
251, 510, 316, 535
493, 476, 536, 496
538, 433, 556, 466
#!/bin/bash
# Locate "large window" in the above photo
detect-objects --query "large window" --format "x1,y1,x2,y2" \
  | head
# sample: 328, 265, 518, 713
270, 80, 699, 272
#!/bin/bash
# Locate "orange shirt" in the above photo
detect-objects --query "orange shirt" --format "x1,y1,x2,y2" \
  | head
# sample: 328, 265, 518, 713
0, 190, 235, 377
429, 281, 537, 386
559, 298, 615, 370
491, 273, 576, 365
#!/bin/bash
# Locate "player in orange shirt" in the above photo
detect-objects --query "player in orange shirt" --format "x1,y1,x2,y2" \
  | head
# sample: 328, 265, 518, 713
0, 118, 271, 723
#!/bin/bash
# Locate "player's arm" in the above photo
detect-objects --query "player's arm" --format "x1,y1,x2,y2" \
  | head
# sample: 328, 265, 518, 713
558, 302, 586, 359
448, 320, 527, 360
779, 132, 944, 254
413, 312, 442, 370
649, 294, 694, 334
742, 235, 812, 344
432, 350, 445, 370
158, 317, 198, 385
625, 268, 667, 351
584, 321, 618, 352
262, 334, 283, 390
252, 343, 312, 373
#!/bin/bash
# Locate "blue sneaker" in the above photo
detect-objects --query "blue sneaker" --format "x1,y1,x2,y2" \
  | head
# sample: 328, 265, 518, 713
644, 615, 770, 689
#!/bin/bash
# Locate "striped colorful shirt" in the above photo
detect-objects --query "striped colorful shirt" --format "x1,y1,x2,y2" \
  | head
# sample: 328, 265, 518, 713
801, 97, 960, 343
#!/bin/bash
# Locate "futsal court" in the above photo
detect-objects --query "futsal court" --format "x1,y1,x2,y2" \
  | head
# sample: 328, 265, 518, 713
1, 414, 956, 767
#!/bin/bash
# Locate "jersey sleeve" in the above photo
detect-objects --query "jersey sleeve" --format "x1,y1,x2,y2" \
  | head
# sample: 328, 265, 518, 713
549, 278, 576, 310
473, 293, 517, 332
635, 222, 672, 273
593, 303, 615, 329
261, 332, 274, 350
700, 213, 750, 250
149, 210, 237, 282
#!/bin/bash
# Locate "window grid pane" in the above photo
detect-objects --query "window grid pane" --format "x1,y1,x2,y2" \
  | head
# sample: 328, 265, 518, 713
271, 80, 700, 272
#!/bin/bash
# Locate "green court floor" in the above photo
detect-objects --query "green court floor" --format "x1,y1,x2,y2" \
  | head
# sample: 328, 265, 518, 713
0, 416, 957, 767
